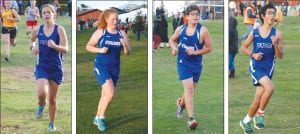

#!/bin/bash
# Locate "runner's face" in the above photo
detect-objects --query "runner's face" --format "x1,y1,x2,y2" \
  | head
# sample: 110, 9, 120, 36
5, 1, 12, 9
188, 11, 200, 24
30, 1, 36, 7
106, 13, 118, 29
263, 8, 276, 25
42, 7, 54, 23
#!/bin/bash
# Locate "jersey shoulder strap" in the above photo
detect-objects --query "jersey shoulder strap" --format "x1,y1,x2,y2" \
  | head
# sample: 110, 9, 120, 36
196, 23, 202, 41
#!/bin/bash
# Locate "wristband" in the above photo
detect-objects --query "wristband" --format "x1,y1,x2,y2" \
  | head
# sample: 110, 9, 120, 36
250, 52, 254, 57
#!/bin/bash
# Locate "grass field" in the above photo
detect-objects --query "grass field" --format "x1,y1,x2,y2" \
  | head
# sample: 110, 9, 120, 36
153, 18, 224, 133
229, 16, 300, 133
76, 28, 148, 133
0, 16, 72, 133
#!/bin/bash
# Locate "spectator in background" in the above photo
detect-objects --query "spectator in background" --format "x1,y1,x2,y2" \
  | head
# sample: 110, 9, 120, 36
125, 17, 129, 24
275, 7, 283, 28
53, 0, 60, 18
78, 19, 85, 31
298, 2, 300, 16
68, 0, 71, 17
240, 1, 245, 16
229, 1, 236, 16
17, 0, 23, 15
240, 1, 258, 42
209, 8, 214, 20
229, 15, 238, 78
172, 14, 178, 32
153, 16, 161, 52
135, 16, 143, 41
158, 15, 169, 48
177, 12, 184, 26
87, 19, 94, 30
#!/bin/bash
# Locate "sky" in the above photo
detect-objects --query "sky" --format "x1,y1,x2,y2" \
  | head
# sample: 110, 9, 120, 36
153, 1, 198, 16
77, 1, 147, 22
77, 1, 146, 11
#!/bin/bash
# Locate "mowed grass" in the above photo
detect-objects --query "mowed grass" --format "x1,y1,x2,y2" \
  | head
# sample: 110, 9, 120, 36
0, 16, 72, 133
229, 16, 300, 133
76, 28, 148, 133
153, 19, 224, 133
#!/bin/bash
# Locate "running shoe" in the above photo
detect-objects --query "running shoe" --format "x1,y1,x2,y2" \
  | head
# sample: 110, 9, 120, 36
94, 117, 107, 132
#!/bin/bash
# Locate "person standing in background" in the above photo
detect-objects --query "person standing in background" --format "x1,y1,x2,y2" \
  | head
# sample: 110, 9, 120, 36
229, 14, 238, 78
240, 1, 258, 42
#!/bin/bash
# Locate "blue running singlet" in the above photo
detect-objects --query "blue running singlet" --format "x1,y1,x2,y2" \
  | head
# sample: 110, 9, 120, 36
177, 23, 204, 82
35, 24, 63, 85
249, 27, 276, 86
94, 29, 123, 86
37, 24, 63, 67
95, 29, 123, 67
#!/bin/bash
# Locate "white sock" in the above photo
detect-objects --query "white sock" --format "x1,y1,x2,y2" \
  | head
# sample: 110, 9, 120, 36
257, 109, 265, 116
96, 116, 105, 119
243, 114, 252, 123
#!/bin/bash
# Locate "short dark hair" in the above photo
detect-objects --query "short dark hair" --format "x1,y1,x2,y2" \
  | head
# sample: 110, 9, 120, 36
259, 4, 276, 24
185, 5, 200, 15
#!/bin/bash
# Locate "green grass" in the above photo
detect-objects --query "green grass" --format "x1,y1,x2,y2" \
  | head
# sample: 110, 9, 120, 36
0, 16, 72, 133
229, 16, 300, 133
153, 19, 224, 133
76, 28, 148, 133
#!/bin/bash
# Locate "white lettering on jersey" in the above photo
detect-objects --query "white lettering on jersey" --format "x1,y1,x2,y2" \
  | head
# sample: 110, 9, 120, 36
39, 40, 48, 46
105, 40, 121, 46
179, 43, 194, 50
257, 43, 272, 48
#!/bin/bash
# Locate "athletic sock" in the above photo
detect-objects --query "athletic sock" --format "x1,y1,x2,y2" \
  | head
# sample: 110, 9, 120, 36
256, 109, 265, 116
189, 117, 195, 121
96, 116, 105, 119
38, 102, 45, 106
243, 114, 252, 123
179, 98, 185, 107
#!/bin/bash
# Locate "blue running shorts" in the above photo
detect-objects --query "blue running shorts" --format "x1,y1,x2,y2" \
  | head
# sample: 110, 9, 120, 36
94, 65, 120, 86
250, 68, 274, 86
178, 64, 202, 83
35, 65, 63, 85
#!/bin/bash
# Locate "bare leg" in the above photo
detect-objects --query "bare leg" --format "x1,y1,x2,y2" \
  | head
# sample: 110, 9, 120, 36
48, 80, 59, 123
2, 34, 11, 57
258, 76, 274, 111
247, 86, 265, 117
182, 78, 195, 118
179, 82, 197, 106
36, 78, 49, 106
96, 79, 115, 117
10, 38, 16, 46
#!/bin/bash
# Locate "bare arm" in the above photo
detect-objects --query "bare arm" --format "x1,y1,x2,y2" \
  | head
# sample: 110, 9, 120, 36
272, 30, 283, 59
35, 7, 40, 18
120, 30, 131, 55
193, 27, 212, 55
241, 31, 254, 56
24, 7, 29, 17
86, 29, 108, 53
241, 30, 263, 60
169, 26, 182, 56
30, 26, 39, 54
11, 9, 20, 22
48, 25, 68, 53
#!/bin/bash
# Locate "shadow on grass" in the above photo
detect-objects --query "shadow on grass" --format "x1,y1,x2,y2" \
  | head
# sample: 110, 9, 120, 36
107, 112, 145, 130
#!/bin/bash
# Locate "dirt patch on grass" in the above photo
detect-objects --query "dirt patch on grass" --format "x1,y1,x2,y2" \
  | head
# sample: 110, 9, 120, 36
0, 124, 21, 130
1, 66, 71, 83
1, 67, 35, 81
